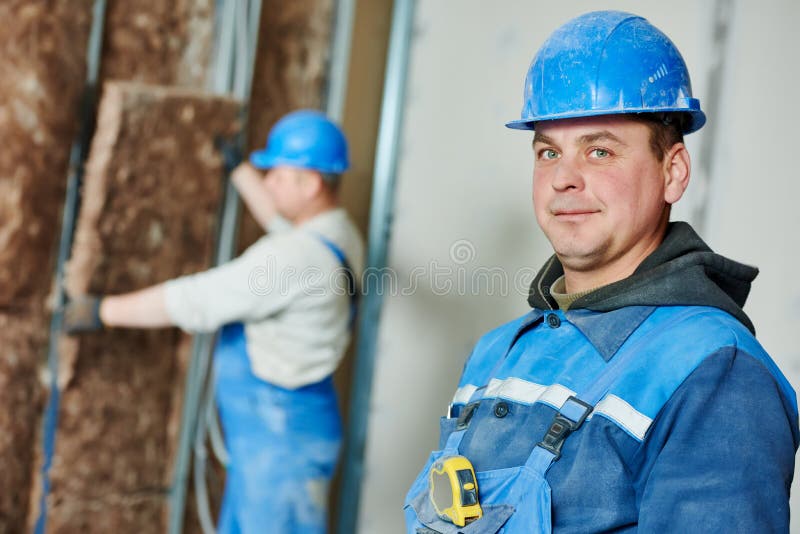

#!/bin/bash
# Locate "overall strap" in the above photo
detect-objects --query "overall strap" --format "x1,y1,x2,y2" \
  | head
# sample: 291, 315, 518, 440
528, 307, 707, 472
311, 232, 358, 329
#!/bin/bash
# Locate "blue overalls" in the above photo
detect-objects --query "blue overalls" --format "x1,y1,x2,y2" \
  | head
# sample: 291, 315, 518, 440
214, 235, 357, 534
404, 306, 798, 533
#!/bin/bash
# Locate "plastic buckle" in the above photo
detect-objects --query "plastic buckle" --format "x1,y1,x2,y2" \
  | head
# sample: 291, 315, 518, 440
537, 396, 593, 460
456, 401, 480, 430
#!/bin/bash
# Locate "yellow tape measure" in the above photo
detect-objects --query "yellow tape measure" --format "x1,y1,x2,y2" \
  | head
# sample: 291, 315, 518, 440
428, 455, 483, 526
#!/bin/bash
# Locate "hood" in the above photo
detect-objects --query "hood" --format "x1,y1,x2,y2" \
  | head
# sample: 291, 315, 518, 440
527, 222, 759, 333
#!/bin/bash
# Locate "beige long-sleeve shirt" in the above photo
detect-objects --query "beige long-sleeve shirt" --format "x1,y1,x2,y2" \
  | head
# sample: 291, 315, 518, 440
164, 208, 364, 388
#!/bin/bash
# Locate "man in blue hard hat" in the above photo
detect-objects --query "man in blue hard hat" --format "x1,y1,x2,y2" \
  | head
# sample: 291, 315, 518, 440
64, 110, 364, 533
406, 11, 797, 532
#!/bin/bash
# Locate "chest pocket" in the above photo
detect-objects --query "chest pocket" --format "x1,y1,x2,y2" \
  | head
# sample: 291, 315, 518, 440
404, 396, 590, 533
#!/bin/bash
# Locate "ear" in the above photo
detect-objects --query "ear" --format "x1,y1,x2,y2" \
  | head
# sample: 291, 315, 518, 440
299, 170, 324, 199
663, 143, 691, 204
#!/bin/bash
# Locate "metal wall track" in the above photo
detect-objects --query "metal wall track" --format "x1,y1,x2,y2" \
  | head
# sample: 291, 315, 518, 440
35, 2, 108, 532
167, 2, 263, 533
336, 0, 416, 532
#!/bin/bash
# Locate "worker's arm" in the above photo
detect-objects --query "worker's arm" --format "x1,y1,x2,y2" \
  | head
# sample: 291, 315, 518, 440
231, 162, 279, 231
63, 284, 174, 333
64, 226, 305, 335
99, 284, 172, 328
636, 347, 798, 531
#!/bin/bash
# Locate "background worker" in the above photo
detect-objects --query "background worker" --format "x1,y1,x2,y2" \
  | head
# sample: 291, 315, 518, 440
65, 109, 364, 534
405, 11, 798, 532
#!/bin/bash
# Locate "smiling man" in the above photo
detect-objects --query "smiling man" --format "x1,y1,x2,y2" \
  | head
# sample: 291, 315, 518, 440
405, 11, 798, 533
531, 117, 689, 293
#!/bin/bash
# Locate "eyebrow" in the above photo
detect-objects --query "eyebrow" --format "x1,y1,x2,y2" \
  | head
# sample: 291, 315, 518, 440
532, 130, 628, 147
532, 132, 556, 146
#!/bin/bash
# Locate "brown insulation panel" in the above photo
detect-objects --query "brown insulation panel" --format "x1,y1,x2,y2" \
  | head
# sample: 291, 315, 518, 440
0, 1, 92, 304
47, 81, 240, 532
101, 0, 214, 87
238, 0, 335, 251
0, 314, 46, 532
0, 2, 94, 532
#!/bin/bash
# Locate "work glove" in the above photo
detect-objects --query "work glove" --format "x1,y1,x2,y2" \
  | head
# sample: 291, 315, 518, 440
62, 295, 104, 334
215, 135, 244, 174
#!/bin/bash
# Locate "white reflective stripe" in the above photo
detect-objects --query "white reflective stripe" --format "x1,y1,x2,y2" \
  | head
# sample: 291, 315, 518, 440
540, 384, 577, 409
456, 380, 653, 441
593, 394, 652, 441
452, 384, 479, 405
483, 377, 576, 409
484, 377, 543, 400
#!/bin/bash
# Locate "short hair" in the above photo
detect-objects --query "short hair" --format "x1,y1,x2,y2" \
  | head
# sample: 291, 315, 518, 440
629, 113, 686, 162
321, 173, 341, 192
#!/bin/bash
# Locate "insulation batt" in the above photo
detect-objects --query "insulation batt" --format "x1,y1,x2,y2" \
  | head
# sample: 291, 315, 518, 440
49, 82, 240, 533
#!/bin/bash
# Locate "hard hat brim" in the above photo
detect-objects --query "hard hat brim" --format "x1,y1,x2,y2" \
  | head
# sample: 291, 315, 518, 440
505, 107, 706, 135
249, 149, 274, 170
249, 150, 348, 174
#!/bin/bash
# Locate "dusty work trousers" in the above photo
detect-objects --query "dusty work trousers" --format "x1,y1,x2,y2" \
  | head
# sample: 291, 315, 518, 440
214, 323, 342, 534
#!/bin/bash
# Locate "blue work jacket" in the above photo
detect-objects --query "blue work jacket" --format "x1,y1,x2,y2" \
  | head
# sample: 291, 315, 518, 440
405, 305, 798, 533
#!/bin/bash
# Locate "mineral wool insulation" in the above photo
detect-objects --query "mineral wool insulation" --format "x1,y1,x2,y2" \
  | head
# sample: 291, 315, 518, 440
44, 81, 240, 533
0, 2, 94, 532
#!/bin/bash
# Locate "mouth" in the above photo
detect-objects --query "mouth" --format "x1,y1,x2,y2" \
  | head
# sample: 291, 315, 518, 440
551, 209, 600, 220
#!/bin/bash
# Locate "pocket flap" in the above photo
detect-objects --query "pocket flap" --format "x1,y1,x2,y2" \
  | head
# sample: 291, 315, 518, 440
409, 487, 515, 533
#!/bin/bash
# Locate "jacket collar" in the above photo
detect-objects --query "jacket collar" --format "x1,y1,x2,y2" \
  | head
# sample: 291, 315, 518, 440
518, 306, 656, 362
564, 306, 656, 361
527, 222, 757, 333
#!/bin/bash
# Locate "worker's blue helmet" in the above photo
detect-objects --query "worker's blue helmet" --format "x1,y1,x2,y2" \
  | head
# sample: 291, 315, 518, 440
250, 110, 350, 173
506, 11, 706, 134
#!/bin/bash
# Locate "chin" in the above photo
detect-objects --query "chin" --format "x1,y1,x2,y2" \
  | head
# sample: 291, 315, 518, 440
548, 231, 600, 256
553, 243, 607, 270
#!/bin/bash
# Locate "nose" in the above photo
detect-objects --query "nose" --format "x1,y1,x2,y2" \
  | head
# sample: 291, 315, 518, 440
550, 155, 584, 192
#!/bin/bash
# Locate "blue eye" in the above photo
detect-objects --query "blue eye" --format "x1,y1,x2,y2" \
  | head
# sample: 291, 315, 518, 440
590, 148, 610, 158
539, 148, 559, 160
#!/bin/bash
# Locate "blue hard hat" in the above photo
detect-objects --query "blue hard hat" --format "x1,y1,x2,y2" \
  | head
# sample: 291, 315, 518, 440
250, 110, 350, 173
506, 11, 706, 134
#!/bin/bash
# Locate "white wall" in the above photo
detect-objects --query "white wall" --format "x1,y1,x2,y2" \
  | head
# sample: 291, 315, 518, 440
704, 2, 800, 528
356, 2, 800, 532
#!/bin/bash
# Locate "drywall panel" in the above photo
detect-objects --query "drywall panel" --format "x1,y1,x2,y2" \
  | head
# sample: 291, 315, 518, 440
355, 2, 763, 532
330, 0, 393, 528
339, 0, 393, 233
700, 1, 800, 527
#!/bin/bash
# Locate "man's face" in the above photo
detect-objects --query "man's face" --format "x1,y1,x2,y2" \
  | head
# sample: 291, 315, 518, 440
263, 165, 313, 220
532, 116, 678, 280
